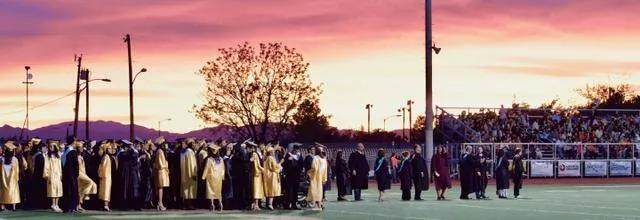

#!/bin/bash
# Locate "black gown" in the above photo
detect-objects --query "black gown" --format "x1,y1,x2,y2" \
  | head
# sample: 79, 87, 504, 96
167, 147, 182, 209
231, 148, 251, 209
348, 151, 369, 190
282, 152, 302, 208
139, 150, 153, 206
397, 158, 413, 200
221, 155, 234, 209
374, 157, 391, 191
459, 153, 474, 199
494, 156, 510, 190
31, 152, 48, 209
62, 148, 79, 212
117, 149, 141, 210
334, 157, 351, 197
411, 153, 429, 191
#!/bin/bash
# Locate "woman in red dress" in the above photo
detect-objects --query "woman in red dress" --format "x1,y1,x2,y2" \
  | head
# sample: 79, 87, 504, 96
431, 146, 451, 200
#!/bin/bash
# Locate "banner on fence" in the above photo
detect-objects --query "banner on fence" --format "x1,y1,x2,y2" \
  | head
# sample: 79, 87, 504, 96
558, 160, 581, 177
610, 160, 632, 176
584, 161, 607, 176
530, 160, 554, 177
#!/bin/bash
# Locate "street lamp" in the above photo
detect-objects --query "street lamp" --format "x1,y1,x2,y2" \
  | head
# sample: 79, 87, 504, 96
79, 69, 111, 141
383, 114, 402, 131
125, 32, 147, 141
397, 107, 406, 140
157, 118, 171, 138
407, 100, 415, 143
365, 104, 373, 133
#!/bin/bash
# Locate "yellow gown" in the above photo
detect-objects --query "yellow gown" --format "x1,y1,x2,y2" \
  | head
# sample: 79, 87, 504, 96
43, 156, 63, 198
251, 152, 265, 199
262, 155, 281, 197
78, 155, 97, 199
154, 149, 170, 188
180, 148, 198, 199
201, 157, 225, 199
97, 155, 112, 201
306, 155, 327, 202
0, 157, 20, 204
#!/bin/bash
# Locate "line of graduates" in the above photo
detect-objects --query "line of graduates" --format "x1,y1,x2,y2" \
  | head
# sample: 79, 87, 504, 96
459, 146, 526, 200
0, 137, 330, 213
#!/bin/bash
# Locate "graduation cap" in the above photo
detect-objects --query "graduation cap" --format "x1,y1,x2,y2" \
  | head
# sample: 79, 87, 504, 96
119, 139, 133, 147
134, 137, 144, 144
3, 141, 17, 150
288, 142, 302, 150
30, 137, 42, 145
155, 136, 166, 145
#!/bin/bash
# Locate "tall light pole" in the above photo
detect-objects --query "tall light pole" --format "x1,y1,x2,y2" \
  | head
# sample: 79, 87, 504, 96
80, 71, 111, 142
365, 104, 373, 133
407, 100, 414, 143
124, 34, 147, 141
425, 0, 442, 170
20, 66, 34, 140
73, 54, 83, 139
383, 114, 402, 131
158, 118, 171, 138
398, 107, 406, 140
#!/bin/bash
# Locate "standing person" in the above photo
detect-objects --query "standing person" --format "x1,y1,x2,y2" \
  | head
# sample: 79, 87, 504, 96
30, 138, 48, 209
263, 146, 282, 210
153, 137, 170, 211
459, 146, 474, 200
374, 149, 390, 202
390, 152, 399, 183
116, 140, 141, 210
61, 137, 79, 213
473, 147, 489, 199
221, 142, 234, 210
494, 148, 510, 199
282, 143, 302, 209
180, 139, 198, 210
306, 147, 327, 211
348, 143, 369, 201
411, 145, 429, 200
97, 142, 113, 211
195, 140, 209, 209
44, 141, 63, 212
0, 141, 21, 211
397, 151, 413, 201
511, 148, 526, 199
202, 145, 225, 212
333, 150, 351, 201
231, 142, 251, 210
77, 143, 97, 212
431, 146, 451, 200
167, 140, 183, 209
249, 145, 265, 211
139, 140, 154, 208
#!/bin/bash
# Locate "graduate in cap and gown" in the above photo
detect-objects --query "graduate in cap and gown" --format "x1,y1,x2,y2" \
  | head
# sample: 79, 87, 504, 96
30, 138, 49, 209
511, 148, 526, 199
494, 147, 510, 199
374, 149, 391, 202
195, 140, 209, 208
231, 141, 251, 210
472, 146, 489, 199
459, 146, 474, 200
262, 146, 283, 210
0, 141, 21, 211
248, 142, 265, 211
411, 145, 429, 200
61, 137, 80, 213
167, 139, 183, 209
97, 141, 114, 211
202, 144, 225, 211
397, 151, 413, 201
220, 142, 234, 209
153, 137, 170, 211
431, 146, 451, 200
44, 140, 63, 212
180, 139, 198, 209
116, 139, 141, 210
77, 141, 97, 212
333, 150, 351, 201
306, 146, 327, 211
282, 143, 303, 208
138, 139, 154, 208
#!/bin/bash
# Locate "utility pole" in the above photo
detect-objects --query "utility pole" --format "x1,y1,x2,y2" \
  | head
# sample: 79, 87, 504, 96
425, 0, 435, 170
125, 34, 134, 141
83, 69, 90, 142
20, 66, 33, 141
407, 100, 414, 143
398, 107, 406, 141
365, 104, 373, 133
73, 55, 82, 139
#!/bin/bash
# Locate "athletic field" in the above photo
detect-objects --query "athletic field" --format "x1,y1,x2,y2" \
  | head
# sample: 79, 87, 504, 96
2, 182, 640, 220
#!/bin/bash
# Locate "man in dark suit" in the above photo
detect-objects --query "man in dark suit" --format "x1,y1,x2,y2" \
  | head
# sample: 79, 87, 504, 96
348, 143, 369, 201
411, 145, 429, 200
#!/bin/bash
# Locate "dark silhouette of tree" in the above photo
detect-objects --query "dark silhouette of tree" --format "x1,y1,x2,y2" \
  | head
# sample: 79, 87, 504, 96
292, 99, 330, 142
576, 83, 640, 109
194, 42, 321, 142
411, 115, 426, 143
354, 129, 403, 142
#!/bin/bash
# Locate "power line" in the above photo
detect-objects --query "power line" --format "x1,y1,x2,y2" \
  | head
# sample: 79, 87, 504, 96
0, 90, 76, 118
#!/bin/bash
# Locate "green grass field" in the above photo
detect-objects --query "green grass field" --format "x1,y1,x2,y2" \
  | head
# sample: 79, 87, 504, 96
2, 183, 640, 220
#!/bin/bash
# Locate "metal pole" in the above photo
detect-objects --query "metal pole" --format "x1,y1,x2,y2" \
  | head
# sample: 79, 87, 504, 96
85, 70, 90, 142
408, 100, 413, 143
425, 0, 434, 169
126, 34, 134, 141
158, 121, 161, 138
73, 55, 82, 138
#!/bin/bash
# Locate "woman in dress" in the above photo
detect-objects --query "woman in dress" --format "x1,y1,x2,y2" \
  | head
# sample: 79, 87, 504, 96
154, 137, 170, 211
431, 146, 451, 200
374, 149, 390, 202
44, 141, 63, 212
494, 147, 510, 199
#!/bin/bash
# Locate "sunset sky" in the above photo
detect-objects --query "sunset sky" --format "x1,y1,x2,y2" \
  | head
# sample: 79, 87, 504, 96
2, 0, 640, 133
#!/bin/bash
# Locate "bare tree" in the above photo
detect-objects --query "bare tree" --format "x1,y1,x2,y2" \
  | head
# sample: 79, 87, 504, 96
194, 42, 321, 142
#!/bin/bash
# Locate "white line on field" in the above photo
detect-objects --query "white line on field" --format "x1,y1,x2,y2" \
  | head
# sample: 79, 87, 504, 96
324, 209, 432, 220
